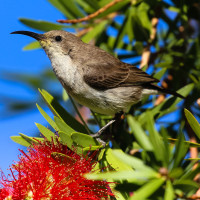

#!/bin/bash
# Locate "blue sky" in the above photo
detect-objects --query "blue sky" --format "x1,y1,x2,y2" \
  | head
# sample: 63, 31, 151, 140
0, 0, 66, 173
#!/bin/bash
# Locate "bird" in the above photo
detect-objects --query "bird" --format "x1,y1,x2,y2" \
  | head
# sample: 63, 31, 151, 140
11, 30, 183, 117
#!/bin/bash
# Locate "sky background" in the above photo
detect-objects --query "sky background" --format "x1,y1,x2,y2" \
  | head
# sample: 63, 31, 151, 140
0, 0, 67, 173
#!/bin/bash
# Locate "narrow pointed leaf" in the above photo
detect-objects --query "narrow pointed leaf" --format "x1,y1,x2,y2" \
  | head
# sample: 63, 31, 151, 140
83, 146, 103, 153
146, 112, 166, 164
127, 115, 153, 151
105, 149, 133, 171
167, 137, 200, 147
39, 89, 87, 133
112, 149, 157, 173
184, 109, 200, 139
19, 133, 44, 144
82, 20, 109, 43
58, 131, 73, 148
83, 0, 100, 10
173, 133, 189, 168
36, 104, 58, 131
10, 136, 30, 147
51, 152, 76, 166
59, 0, 85, 18
98, 0, 130, 18
164, 180, 175, 200
130, 178, 165, 200
62, 89, 69, 101
35, 123, 55, 140
71, 132, 100, 147
54, 116, 75, 134
19, 18, 66, 31
23, 41, 41, 51
85, 170, 158, 182
47, 0, 75, 18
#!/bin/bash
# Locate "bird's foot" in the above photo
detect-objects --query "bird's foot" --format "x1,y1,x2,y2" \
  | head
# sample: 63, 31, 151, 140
90, 119, 116, 138
90, 111, 124, 138
96, 138, 106, 147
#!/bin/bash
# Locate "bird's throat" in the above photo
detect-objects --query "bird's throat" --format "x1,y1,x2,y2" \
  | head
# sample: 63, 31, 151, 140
47, 49, 83, 94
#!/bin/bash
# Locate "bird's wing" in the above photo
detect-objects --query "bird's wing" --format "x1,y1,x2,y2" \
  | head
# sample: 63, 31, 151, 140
83, 61, 159, 90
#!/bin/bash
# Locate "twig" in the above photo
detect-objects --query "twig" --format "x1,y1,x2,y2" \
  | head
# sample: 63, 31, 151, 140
140, 17, 159, 68
68, 96, 91, 134
154, 75, 173, 105
197, 98, 200, 107
57, 0, 124, 24
76, 13, 118, 37
76, 27, 93, 37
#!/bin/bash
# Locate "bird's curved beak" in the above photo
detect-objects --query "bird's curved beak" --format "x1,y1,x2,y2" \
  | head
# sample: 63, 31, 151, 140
10, 31, 45, 41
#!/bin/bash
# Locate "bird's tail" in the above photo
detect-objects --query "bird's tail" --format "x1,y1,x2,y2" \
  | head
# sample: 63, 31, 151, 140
144, 83, 185, 99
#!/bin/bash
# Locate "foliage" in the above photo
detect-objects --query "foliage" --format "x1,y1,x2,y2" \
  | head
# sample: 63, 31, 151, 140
6, 0, 200, 199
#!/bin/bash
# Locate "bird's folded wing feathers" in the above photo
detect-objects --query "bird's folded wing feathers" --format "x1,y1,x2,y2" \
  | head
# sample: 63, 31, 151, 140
83, 62, 159, 90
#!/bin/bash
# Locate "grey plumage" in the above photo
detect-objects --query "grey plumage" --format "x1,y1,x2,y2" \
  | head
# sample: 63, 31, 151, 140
11, 30, 184, 115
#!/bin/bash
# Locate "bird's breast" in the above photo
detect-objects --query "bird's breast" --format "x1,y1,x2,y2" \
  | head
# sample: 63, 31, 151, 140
49, 51, 84, 93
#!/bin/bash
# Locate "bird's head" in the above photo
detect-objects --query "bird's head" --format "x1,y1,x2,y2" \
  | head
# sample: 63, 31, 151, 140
11, 30, 82, 58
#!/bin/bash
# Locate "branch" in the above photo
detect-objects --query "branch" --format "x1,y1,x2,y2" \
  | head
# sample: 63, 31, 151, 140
154, 75, 173, 106
57, 0, 124, 24
139, 17, 159, 68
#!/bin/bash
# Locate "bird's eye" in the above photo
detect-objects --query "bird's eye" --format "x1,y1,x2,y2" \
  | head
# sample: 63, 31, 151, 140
55, 35, 62, 42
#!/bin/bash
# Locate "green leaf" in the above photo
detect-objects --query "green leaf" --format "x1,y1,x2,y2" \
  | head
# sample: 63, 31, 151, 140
58, 131, 73, 148
36, 104, 58, 131
137, 2, 151, 32
130, 178, 165, 199
54, 116, 75, 134
114, 9, 130, 49
83, 146, 103, 153
10, 136, 31, 147
62, 89, 69, 101
23, 41, 41, 51
146, 112, 167, 164
167, 137, 200, 147
39, 89, 87, 133
59, 0, 85, 18
75, 0, 96, 13
97, 148, 105, 161
35, 123, 55, 140
153, 68, 167, 80
19, 18, 67, 31
184, 108, 200, 139
186, 158, 200, 160
180, 164, 200, 180
112, 149, 157, 174
47, 0, 75, 19
81, 0, 100, 10
85, 170, 158, 182
173, 133, 189, 168
127, 115, 153, 151
173, 180, 199, 194
71, 132, 100, 147
164, 180, 175, 200
19, 133, 44, 144
98, 0, 130, 18
51, 152, 76, 166
81, 20, 109, 43
105, 149, 133, 171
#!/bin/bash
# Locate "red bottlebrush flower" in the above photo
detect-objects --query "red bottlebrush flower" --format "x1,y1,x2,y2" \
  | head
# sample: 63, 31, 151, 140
0, 140, 114, 200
